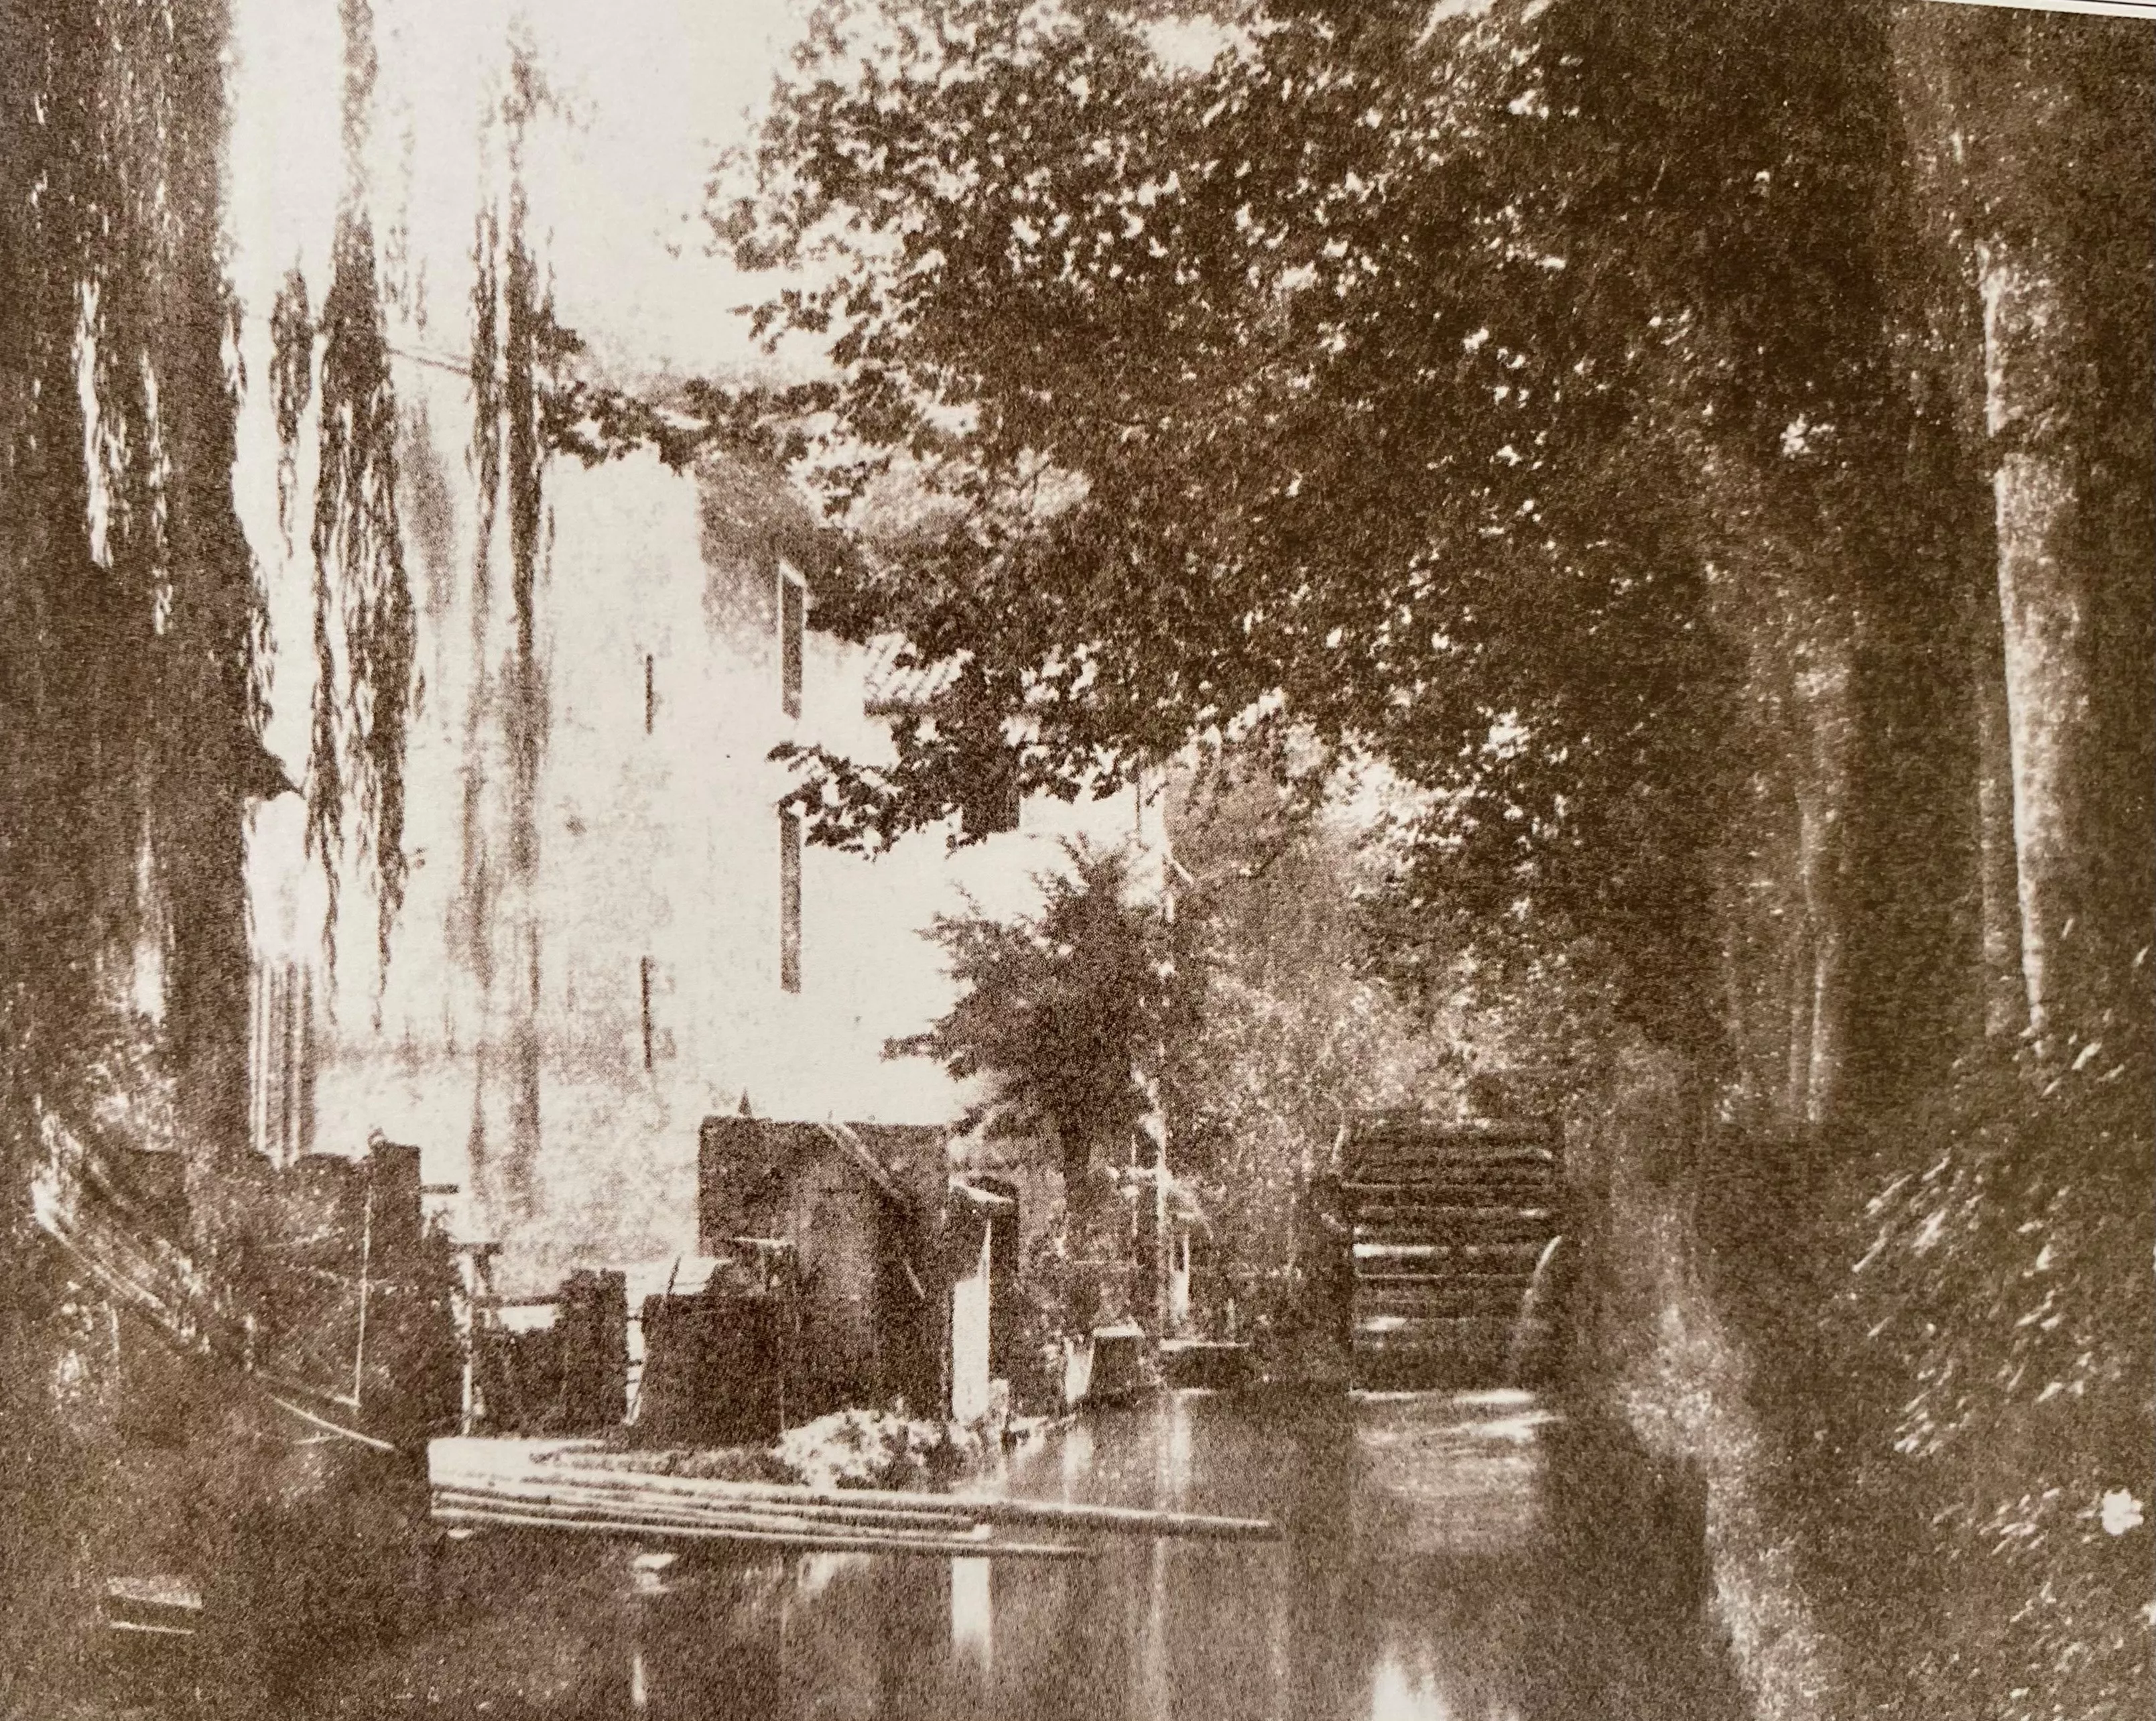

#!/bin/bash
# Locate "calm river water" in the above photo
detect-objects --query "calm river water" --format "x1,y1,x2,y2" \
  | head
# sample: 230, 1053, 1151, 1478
247, 1389, 1747, 1721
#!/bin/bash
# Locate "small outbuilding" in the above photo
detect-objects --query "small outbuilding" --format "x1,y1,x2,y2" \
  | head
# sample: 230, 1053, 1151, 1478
696, 1115, 1017, 1426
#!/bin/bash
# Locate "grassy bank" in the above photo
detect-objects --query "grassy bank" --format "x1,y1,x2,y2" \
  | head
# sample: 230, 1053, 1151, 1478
1588, 1045, 2153, 1721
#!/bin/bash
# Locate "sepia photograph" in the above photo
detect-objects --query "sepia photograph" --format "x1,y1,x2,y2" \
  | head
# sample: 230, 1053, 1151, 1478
1, 1, 2149, 1716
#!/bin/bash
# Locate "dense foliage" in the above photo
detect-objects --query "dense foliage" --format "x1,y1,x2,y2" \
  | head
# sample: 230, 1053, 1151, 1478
891, 843, 1200, 1183
720, 5, 2152, 1715
714, 0, 1956, 1045
1167, 757, 1458, 1279
0, 0, 2141, 1714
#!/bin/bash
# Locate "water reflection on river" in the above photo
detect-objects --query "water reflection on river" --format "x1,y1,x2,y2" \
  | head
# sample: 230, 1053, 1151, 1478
297, 1391, 1740, 1721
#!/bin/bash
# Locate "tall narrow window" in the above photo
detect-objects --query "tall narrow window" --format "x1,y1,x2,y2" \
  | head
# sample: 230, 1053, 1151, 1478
249, 960, 315, 1163
639, 956, 655, 1071
779, 808, 803, 993
780, 568, 806, 718
643, 653, 655, 734
960, 746, 1023, 838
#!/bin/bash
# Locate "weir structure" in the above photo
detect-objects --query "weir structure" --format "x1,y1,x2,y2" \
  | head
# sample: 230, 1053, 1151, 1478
1341, 1112, 1570, 1391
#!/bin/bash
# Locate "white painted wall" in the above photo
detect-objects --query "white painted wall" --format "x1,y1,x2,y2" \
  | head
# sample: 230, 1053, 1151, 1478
242, 358, 1162, 1291
220, 0, 1169, 1293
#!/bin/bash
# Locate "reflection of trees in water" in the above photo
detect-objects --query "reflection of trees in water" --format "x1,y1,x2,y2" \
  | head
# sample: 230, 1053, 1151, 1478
1288, 1403, 1372, 1721
208, 1399, 1753, 1721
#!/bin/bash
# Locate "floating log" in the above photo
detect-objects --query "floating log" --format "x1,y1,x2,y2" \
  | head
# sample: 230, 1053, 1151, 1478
934, 1489, 1279, 1543
429, 1441, 1281, 1542
446, 1466, 982, 1530
433, 1488, 985, 1543
431, 1503, 1092, 1561
438, 1472, 974, 1522
491, 1465, 1278, 1542
105, 1618, 200, 1638
432, 1482, 979, 1538
103, 1574, 204, 1640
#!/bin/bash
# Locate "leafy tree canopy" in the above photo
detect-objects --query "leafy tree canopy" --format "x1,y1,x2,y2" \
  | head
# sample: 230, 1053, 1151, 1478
716, 0, 1921, 1033
891, 842, 1202, 1182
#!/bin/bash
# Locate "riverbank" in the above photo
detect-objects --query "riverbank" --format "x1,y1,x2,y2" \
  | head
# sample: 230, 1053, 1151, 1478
1586, 1043, 2153, 1721
1582, 1060, 1854, 1720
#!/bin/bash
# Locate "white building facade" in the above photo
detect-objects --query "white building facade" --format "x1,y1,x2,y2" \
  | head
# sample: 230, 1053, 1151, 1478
241, 355, 1163, 1293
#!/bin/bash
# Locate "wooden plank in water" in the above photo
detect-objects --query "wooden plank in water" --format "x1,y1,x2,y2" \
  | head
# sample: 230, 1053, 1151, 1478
432, 1503, 1093, 1561
433, 1488, 983, 1542
434, 1480, 978, 1537
582, 1472, 1280, 1543
432, 1444, 1283, 1542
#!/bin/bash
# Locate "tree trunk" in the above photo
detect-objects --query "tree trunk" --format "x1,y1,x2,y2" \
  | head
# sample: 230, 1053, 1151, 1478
1781, 910, 1816, 1135
1791, 637, 1856, 1133
1978, 240, 2092, 1049
1892, 3, 2154, 1058
1970, 582, 2025, 1042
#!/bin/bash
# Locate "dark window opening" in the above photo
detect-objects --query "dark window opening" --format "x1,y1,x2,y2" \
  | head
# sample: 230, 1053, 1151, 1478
640, 956, 655, 1071
779, 809, 803, 993
781, 572, 806, 718
960, 747, 1023, 838
644, 653, 655, 734
252, 960, 316, 1162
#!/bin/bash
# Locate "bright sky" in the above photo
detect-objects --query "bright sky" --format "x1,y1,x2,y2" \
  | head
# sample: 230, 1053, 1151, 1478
227, 0, 810, 380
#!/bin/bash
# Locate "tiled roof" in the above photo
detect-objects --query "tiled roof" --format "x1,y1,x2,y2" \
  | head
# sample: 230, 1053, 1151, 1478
862, 633, 966, 713
694, 445, 846, 581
